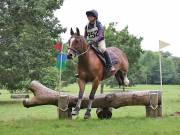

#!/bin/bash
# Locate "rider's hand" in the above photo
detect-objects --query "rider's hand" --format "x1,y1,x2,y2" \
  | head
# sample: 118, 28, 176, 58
87, 40, 93, 45
93, 37, 98, 43
87, 38, 98, 46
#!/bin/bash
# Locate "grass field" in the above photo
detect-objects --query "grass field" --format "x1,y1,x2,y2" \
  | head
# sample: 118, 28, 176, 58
0, 84, 180, 135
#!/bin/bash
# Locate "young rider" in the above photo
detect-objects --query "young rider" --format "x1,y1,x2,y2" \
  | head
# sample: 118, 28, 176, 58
84, 10, 115, 72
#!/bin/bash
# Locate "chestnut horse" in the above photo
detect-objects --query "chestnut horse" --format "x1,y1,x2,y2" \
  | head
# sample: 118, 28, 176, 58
67, 28, 129, 119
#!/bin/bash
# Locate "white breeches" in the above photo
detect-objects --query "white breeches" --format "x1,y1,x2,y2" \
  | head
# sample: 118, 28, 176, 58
98, 40, 106, 53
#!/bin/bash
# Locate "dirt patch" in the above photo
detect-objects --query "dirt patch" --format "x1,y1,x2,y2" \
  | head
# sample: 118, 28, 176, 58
171, 112, 180, 116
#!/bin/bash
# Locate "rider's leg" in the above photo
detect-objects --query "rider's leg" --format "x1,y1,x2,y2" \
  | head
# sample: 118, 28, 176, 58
98, 40, 115, 72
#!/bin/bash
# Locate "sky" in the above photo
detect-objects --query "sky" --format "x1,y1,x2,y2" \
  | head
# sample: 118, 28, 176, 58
54, 0, 180, 57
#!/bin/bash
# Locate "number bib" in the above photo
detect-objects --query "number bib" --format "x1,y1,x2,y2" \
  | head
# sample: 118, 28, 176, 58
86, 23, 98, 41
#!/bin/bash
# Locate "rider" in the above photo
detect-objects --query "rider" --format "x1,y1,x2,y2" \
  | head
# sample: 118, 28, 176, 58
84, 10, 115, 72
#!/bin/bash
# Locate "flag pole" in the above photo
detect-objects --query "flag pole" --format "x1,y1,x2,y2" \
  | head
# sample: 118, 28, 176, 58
59, 52, 62, 91
159, 49, 163, 91
59, 43, 63, 91
58, 42, 63, 119
158, 40, 170, 91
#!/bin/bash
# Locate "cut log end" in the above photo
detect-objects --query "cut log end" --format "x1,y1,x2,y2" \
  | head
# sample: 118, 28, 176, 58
23, 99, 30, 108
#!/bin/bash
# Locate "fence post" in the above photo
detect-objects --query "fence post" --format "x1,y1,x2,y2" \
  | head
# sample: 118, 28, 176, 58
146, 92, 161, 117
57, 94, 71, 119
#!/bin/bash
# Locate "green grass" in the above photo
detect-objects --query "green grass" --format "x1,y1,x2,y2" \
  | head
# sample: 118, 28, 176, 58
0, 85, 180, 135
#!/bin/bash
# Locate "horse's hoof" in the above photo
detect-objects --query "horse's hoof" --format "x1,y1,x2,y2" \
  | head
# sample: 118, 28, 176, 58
72, 114, 79, 120
72, 107, 80, 116
84, 112, 91, 119
124, 78, 129, 86
72, 110, 79, 116
84, 114, 91, 119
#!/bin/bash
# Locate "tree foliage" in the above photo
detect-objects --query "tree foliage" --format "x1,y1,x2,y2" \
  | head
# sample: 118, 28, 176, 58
0, 0, 66, 91
172, 57, 180, 84
138, 51, 179, 84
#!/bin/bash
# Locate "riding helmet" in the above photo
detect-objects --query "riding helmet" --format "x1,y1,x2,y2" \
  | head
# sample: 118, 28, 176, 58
86, 10, 98, 19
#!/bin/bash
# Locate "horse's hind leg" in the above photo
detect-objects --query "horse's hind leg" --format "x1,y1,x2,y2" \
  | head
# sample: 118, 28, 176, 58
115, 70, 123, 88
72, 78, 85, 116
124, 73, 129, 86
84, 78, 100, 119
115, 70, 129, 91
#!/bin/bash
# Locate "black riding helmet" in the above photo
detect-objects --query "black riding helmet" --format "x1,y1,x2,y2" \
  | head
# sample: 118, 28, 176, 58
86, 10, 98, 19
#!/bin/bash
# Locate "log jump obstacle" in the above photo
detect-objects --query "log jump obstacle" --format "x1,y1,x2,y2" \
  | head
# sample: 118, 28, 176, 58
23, 81, 162, 119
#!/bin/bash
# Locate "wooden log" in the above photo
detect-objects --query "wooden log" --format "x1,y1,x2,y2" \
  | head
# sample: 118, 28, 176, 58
23, 81, 162, 118
11, 94, 29, 99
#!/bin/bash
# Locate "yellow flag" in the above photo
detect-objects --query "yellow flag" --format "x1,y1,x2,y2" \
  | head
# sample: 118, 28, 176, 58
159, 40, 170, 50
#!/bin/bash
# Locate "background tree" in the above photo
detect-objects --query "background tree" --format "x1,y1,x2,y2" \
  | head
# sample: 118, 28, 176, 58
172, 57, 180, 84
138, 51, 177, 84
0, 0, 66, 91
138, 51, 159, 84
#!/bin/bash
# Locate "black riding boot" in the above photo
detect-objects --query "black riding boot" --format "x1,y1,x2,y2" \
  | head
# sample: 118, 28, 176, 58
103, 51, 115, 72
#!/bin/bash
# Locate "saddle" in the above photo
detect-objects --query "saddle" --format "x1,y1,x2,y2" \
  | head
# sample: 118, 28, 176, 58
90, 45, 118, 65
90, 45, 118, 78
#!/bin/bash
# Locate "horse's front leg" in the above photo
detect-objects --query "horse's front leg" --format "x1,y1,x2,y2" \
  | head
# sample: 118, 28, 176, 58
84, 78, 100, 119
72, 78, 85, 116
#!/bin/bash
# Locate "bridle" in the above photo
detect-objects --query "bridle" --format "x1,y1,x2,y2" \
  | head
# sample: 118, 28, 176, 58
68, 45, 90, 57
68, 37, 90, 57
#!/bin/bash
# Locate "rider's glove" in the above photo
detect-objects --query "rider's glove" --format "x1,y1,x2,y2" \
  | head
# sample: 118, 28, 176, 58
87, 40, 93, 45
87, 38, 98, 46
92, 37, 98, 43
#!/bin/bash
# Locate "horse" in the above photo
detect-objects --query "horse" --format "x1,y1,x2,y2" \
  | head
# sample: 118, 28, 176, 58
67, 28, 129, 119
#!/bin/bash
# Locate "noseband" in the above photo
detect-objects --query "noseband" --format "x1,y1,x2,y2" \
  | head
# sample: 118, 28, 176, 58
68, 45, 90, 57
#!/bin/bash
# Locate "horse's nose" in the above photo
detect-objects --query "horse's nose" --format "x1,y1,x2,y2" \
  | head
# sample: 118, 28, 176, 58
67, 53, 73, 59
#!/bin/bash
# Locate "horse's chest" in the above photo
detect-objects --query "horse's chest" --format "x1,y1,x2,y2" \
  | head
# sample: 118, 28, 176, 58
78, 68, 95, 82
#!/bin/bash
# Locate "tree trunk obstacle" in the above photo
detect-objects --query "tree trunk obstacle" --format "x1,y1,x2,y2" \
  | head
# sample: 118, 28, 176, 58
23, 81, 162, 119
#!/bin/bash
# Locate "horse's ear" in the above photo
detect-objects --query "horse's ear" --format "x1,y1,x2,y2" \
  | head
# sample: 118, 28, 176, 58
70, 28, 74, 35
76, 27, 80, 36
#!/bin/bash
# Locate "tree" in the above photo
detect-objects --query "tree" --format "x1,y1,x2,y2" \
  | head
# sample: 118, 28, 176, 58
138, 51, 159, 84
138, 51, 177, 84
172, 57, 180, 84
0, 0, 66, 91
